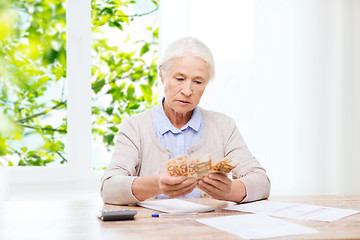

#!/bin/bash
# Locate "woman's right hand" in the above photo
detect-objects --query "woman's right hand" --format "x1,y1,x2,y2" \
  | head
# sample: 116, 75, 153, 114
158, 173, 197, 198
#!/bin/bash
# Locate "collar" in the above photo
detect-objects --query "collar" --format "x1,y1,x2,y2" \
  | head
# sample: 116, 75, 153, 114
153, 99, 202, 135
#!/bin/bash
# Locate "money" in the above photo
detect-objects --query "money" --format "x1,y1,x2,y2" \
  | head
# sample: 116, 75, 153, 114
187, 155, 200, 178
176, 155, 189, 176
164, 154, 239, 179
164, 158, 180, 177
194, 154, 212, 179
209, 157, 238, 176
164, 155, 188, 177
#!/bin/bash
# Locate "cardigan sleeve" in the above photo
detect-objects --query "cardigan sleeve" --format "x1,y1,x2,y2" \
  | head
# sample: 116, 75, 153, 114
100, 118, 142, 205
222, 117, 271, 202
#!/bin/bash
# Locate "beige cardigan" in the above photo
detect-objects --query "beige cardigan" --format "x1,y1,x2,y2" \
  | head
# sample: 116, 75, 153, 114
101, 107, 270, 205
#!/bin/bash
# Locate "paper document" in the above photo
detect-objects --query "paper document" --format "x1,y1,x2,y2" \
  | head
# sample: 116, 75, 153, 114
138, 199, 214, 213
224, 200, 360, 222
197, 214, 317, 239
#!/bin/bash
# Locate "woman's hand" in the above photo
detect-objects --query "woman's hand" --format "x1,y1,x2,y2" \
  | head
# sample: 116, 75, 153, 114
197, 173, 246, 202
158, 173, 197, 198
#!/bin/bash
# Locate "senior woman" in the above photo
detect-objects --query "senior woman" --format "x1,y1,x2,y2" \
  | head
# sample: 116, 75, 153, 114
101, 37, 270, 205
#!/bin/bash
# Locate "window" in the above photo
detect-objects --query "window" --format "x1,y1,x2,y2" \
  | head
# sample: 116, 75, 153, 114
0, 1, 67, 167
3, 0, 92, 184
3, 0, 159, 185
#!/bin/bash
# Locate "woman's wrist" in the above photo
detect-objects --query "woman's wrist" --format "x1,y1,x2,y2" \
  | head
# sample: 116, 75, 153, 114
229, 180, 247, 202
132, 174, 162, 201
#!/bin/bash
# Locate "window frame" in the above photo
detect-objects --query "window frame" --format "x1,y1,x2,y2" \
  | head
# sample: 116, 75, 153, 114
7, 0, 93, 185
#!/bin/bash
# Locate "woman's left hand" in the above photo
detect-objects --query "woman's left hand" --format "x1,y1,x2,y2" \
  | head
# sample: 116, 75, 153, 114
197, 173, 232, 201
197, 173, 246, 202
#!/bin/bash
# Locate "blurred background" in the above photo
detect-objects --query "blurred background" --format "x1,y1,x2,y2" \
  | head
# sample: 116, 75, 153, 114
1, 0, 359, 202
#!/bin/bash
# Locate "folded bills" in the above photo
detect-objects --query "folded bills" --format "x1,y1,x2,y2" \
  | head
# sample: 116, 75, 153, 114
164, 154, 239, 179
209, 157, 238, 176
164, 155, 188, 177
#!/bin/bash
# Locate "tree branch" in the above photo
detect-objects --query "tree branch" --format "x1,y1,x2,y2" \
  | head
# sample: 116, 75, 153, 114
57, 151, 67, 163
15, 72, 127, 123
19, 124, 67, 134
115, 6, 159, 18
7, 145, 22, 157
15, 67, 151, 124
17, 101, 67, 123
91, 66, 151, 90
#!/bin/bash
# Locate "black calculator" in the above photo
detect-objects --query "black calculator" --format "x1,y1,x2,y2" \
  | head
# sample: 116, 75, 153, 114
98, 209, 137, 221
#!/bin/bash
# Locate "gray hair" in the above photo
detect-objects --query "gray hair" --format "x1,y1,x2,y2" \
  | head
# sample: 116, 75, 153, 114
159, 37, 215, 81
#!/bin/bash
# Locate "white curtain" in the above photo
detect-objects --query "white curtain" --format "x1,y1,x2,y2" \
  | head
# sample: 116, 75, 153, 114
160, 0, 360, 195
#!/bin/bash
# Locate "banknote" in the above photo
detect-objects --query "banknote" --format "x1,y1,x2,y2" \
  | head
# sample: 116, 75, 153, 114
164, 154, 239, 179
187, 155, 200, 178
208, 157, 239, 176
194, 154, 212, 179
164, 155, 189, 177
164, 158, 181, 177
176, 155, 188, 176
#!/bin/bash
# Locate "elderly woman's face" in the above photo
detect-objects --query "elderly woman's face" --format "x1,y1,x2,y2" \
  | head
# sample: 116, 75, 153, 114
160, 56, 210, 115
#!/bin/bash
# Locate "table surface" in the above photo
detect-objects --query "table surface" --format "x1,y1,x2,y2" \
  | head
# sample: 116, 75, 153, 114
0, 195, 359, 240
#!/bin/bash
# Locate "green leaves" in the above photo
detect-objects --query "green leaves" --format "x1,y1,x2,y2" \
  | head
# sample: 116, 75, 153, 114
0, 136, 8, 156
103, 134, 115, 146
91, 0, 159, 155
0, 0, 67, 166
92, 79, 106, 94
17, 150, 56, 166
1, 0, 159, 167
0, 5, 16, 41
42, 140, 63, 153
140, 43, 150, 56
140, 84, 153, 102
126, 84, 135, 100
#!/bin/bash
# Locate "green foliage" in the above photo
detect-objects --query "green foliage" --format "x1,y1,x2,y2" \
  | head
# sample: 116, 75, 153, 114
91, 0, 159, 150
0, 0, 67, 166
0, 0, 159, 166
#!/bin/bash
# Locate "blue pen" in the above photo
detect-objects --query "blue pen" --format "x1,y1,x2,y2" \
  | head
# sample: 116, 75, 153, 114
151, 212, 199, 217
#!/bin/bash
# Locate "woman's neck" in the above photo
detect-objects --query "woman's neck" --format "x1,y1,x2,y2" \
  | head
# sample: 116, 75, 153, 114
163, 101, 193, 129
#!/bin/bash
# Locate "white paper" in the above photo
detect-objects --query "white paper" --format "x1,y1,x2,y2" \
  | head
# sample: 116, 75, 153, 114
224, 200, 360, 222
197, 214, 317, 239
138, 199, 214, 213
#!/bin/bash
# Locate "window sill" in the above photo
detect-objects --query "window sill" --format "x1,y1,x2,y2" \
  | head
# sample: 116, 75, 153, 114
5, 170, 104, 202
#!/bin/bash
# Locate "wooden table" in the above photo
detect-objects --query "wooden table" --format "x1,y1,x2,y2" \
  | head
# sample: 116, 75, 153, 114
0, 195, 359, 240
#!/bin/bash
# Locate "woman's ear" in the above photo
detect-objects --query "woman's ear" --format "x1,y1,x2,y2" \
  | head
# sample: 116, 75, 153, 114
158, 65, 165, 84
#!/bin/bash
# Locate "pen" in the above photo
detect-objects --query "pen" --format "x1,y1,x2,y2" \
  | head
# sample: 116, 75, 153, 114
151, 212, 199, 217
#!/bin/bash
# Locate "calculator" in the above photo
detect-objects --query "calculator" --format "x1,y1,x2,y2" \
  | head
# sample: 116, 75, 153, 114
98, 209, 138, 221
